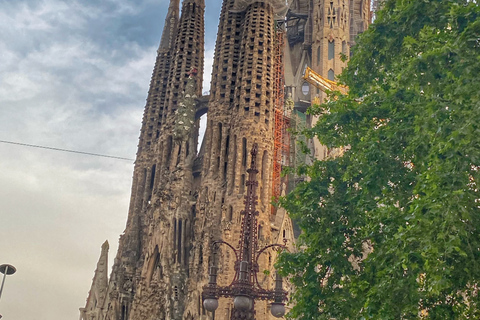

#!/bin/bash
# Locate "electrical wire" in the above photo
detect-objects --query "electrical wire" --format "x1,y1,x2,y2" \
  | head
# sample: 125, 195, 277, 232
0, 139, 134, 162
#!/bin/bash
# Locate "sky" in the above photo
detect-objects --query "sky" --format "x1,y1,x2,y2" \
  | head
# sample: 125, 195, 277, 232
0, 0, 220, 319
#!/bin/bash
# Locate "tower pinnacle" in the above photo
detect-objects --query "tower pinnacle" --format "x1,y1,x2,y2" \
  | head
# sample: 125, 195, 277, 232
79, 241, 109, 320
158, 0, 181, 51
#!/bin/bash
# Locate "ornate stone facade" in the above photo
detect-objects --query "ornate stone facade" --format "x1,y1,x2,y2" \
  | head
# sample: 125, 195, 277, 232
81, 1, 371, 319
284, 0, 370, 164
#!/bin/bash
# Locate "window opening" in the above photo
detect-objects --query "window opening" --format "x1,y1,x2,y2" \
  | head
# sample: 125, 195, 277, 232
316, 46, 321, 65
240, 174, 246, 194
177, 219, 183, 264
150, 164, 156, 190
173, 218, 177, 263
328, 69, 335, 81
242, 138, 247, 167
328, 40, 335, 60
230, 136, 237, 194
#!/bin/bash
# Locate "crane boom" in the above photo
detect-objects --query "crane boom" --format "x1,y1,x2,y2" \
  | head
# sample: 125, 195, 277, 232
303, 67, 348, 95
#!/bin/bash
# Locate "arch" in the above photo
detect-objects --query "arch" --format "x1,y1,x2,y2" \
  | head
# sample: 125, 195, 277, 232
194, 106, 208, 120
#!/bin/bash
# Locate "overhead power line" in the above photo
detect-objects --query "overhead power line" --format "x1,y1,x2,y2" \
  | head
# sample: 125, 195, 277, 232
0, 139, 134, 162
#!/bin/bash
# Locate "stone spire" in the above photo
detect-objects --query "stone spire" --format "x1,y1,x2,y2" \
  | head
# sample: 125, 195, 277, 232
137, 0, 181, 157
158, 0, 181, 51
89, 0, 205, 318
96, 240, 109, 291
79, 241, 109, 320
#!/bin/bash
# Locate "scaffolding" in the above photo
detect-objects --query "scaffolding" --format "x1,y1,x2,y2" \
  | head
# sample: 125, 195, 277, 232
272, 22, 290, 214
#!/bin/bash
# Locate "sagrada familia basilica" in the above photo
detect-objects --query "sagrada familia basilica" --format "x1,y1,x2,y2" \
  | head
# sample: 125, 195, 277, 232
80, 0, 372, 319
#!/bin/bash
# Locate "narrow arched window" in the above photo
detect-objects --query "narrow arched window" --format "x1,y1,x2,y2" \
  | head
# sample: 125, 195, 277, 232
328, 40, 335, 60
316, 46, 321, 65
258, 224, 264, 240
148, 164, 156, 201
241, 137, 247, 167
173, 218, 177, 263
328, 69, 335, 81
217, 123, 223, 170
165, 136, 173, 166
230, 135, 237, 194
224, 135, 230, 181
240, 174, 246, 194
177, 219, 183, 264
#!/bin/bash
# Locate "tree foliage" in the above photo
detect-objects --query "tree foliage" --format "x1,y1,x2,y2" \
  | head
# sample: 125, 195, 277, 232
277, 1, 480, 319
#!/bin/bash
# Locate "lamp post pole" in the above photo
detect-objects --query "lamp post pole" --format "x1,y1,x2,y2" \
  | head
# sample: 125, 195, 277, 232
0, 264, 16, 319
202, 144, 288, 320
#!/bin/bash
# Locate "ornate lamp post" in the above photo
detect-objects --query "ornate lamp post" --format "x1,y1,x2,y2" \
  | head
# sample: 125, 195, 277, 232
0, 264, 16, 319
202, 144, 288, 319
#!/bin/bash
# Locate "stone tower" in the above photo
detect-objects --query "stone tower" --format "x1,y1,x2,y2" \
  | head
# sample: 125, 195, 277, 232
81, 0, 371, 319
182, 1, 294, 319
284, 0, 370, 164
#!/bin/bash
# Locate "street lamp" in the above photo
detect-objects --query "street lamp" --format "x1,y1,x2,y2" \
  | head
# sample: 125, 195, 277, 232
202, 144, 288, 319
0, 264, 16, 319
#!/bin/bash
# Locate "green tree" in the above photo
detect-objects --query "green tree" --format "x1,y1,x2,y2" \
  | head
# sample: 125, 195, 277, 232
277, 1, 480, 319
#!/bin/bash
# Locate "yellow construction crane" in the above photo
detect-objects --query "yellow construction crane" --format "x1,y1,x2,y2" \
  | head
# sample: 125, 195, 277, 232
303, 67, 351, 158
303, 66, 348, 96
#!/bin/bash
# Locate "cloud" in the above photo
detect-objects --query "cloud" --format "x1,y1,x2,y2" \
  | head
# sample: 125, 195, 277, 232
0, 0, 223, 318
